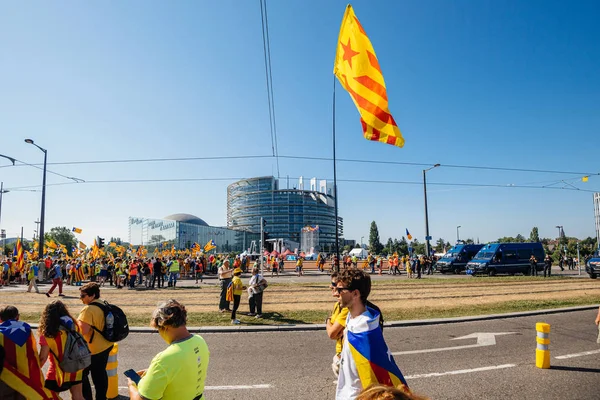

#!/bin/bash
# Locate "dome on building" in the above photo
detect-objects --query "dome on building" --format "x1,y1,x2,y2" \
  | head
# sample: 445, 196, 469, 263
163, 213, 209, 227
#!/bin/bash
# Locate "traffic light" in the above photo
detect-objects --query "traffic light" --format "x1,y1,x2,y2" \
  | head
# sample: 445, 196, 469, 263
262, 218, 267, 228
97, 237, 105, 248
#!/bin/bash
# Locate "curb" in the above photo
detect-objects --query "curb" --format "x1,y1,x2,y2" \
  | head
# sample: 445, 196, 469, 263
126, 304, 599, 334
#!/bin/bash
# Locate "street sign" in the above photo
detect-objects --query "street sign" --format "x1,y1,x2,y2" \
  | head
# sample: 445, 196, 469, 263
425, 236, 432, 241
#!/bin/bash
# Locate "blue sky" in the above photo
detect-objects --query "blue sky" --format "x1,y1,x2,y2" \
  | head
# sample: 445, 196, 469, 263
1, 0, 599, 247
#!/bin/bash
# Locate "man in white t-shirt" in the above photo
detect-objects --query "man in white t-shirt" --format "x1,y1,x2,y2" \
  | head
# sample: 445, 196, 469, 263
334, 269, 408, 400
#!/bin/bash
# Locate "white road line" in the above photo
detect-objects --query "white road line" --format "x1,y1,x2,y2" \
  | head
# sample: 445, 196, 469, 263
405, 364, 516, 380
118, 384, 272, 391
555, 349, 600, 359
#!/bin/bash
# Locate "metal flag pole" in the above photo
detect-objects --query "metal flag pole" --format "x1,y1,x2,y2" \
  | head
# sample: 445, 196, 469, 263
332, 76, 340, 268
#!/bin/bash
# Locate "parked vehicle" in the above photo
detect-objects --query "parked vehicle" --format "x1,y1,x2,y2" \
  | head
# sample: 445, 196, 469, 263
466, 242, 545, 276
585, 251, 600, 279
435, 244, 484, 274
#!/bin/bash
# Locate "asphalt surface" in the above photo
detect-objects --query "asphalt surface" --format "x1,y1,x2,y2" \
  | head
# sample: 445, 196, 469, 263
112, 309, 600, 400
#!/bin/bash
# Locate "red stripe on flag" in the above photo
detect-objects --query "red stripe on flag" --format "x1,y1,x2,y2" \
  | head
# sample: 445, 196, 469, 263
353, 16, 366, 36
343, 76, 398, 127
366, 51, 382, 74
370, 361, 394, 386
354, 75, 387, 101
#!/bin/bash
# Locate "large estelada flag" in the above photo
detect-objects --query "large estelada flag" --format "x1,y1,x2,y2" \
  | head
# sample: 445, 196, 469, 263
346, 307, 409, 391
334, 4, 404, 148
0, 320, 60, 399
204, 239, 216, 252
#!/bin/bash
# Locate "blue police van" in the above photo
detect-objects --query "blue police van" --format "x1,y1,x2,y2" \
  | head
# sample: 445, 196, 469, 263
435, 244, 484, 274
585, 251, 600, 279
466, 242, 545, 276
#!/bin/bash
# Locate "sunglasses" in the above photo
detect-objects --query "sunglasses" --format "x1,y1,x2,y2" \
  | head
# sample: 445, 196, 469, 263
333, 287, 351, 294
330, 282, 337, 288
79, 293, 88, 299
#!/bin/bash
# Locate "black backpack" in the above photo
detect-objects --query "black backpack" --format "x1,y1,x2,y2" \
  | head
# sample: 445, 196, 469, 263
89, 301, 129, 343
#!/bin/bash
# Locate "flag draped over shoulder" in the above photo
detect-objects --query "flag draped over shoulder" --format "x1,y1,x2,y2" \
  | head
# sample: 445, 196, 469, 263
334, 4, 404, 148
0, 320, 60, 399
347, 307, 409, 391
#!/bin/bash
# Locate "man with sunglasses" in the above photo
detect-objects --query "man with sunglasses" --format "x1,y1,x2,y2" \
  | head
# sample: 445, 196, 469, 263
326, 272, 348, 378
335, 270, 407, 399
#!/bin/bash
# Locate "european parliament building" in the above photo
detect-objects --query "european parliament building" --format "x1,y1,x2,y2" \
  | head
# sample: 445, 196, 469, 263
227, 176, 343, 250
128, 214, 258, 253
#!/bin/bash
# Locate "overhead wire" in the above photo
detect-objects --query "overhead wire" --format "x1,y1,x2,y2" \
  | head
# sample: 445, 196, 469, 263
259, 0, 280, 178
1, 153, 598, 177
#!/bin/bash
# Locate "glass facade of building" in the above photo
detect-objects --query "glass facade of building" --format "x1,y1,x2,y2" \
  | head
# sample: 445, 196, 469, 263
227, 176, 343, 248
128, 215, 258, 253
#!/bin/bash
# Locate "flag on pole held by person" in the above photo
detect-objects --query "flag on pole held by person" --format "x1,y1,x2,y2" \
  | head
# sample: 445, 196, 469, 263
405, 229, 412, 241
0, 320, 60, 399
333, 4, 404, 148
345, 307, 409, 392
78, 242, 87, 250
204, 239, 216, 252
72, 227, 82, 234
15, 239, 24, 272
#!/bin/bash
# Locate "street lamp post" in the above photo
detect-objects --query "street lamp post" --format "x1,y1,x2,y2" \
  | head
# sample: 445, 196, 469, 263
555, 225, 563, 257
423, 164, 440, 257
361, 236, 364, 248
25, 139, 47, 260
456, 225, 461, 244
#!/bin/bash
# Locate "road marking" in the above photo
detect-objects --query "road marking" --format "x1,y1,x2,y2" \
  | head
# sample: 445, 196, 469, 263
405, 364, 516, 379
555, 349, 600, 359
392, 332, 516, 355
118, 384, 272, 391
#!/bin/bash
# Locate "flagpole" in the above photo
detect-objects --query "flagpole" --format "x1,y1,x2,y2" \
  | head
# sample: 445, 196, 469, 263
332, 76, 340, 267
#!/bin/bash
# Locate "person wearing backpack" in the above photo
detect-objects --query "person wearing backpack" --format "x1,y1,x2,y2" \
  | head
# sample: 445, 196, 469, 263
38, 301, 89, 400
77, 283, 115, 400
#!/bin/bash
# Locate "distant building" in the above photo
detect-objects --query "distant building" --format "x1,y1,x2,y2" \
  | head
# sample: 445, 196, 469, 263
227, 176, 343, 249
128, 213, 258, 253
594, 193, 600, 249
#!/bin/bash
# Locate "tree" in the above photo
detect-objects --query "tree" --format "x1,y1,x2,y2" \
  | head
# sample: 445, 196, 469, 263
342, 244, 353, 253
382, 238, 394, 256
368, 221, 383, 254
435, 238, 446, 253
45, 227, 77, 256
529, 227, 540, 243
397, 237, 408, 256
515, 234, 525, 243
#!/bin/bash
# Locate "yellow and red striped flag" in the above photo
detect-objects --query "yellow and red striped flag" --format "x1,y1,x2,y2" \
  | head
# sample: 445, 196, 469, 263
0, 321, 60, 399
15, 239, 24, 272
333, 5, 404, 148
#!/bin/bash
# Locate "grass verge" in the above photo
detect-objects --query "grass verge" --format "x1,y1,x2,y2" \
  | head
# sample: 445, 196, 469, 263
18, 296, 600, 327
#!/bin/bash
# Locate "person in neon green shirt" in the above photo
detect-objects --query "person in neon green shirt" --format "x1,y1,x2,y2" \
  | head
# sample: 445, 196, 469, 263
167, 258, 180, 287
128, 300, 209, 400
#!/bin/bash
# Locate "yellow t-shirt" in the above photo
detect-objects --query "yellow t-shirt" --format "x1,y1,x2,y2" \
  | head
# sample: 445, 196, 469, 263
138, 334, 210, 400
78, 300, 113, 355
232, 275, 244, 295
331, 302, 349, 355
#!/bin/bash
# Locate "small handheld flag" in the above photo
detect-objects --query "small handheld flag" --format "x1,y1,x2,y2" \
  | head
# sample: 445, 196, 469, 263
72, 227, 82, 234
406, 229, 413, 241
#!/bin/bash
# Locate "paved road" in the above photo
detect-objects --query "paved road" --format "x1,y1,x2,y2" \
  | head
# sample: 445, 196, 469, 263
113, 309, 600, 399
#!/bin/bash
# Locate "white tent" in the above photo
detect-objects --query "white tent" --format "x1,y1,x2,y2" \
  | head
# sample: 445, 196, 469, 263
348, 248, 368, 259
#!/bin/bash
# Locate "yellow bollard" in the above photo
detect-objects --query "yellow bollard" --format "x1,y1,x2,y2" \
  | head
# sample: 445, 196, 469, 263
106, 343, 119, 399
535, 322, 551, 369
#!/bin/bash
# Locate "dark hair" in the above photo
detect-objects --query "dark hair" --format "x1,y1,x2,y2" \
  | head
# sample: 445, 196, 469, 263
80, 282, 100, 299
338, 269, 371, 304
330, 272, 339, 280
39, 301, 76, 338
151, 299, 187, 329
0, 306, 19, 322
